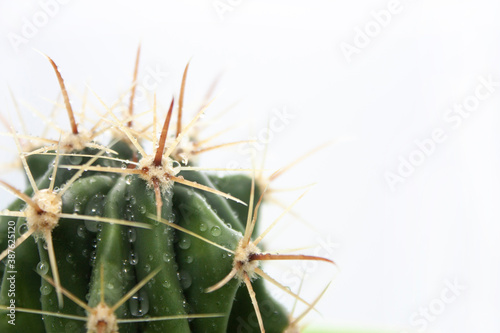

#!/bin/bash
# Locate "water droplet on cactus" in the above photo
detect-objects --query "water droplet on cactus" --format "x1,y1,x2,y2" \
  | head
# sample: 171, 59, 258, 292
144, 264, 151, 273
199, 223, 207, 232
37, 261, 49, 275
129, 252, 138, 265
73, 202, 82, 213
162, 280, 171, 289
186, 256, 193, 264
178, 237, 191, 250
68, 155, 83, 165
40, 284, 52, 295
163, 253, 171, 262
179, 270, 192, 289
129, 289, 149, 317
85, 220, 99, 233
125, 175, 133, 184
127, 228, 137, 242
18, 223, 29, 235
65, 321, 78, 333
66, 253, 74, 264
211, 226, 221, 237
77, 225, 86, 238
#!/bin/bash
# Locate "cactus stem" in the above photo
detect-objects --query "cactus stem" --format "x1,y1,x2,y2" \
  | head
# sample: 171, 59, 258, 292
38, 264, 217, 332
127, 44, 141, 128
110, 266, 161, 313
204, 178, 334, 333
176, 61, 190, 138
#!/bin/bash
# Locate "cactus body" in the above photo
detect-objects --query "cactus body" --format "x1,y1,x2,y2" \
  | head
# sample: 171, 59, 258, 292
0, 52, 334, 333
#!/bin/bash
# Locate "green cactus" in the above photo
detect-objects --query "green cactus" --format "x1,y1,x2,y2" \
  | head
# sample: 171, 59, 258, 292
0, 49, 335, 333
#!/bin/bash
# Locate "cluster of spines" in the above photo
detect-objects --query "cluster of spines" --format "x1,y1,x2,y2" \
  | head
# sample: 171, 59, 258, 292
0, 47, 336, 333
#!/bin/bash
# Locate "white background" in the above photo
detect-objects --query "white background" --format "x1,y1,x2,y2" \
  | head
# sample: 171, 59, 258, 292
1, 1, 500, 332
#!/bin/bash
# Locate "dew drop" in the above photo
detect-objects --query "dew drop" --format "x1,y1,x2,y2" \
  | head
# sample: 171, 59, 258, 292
178, 238, 191, 250
144, 264, 151, 273
65, 321, 78, 333
127, 228, 137, 243
77, 225, 86, 238
129, 289, 149, 317
40, 284, 52, 295
199, 223, 207, 232
37, 261, 49, 275
210, 226, 221, 237
68, 155, 83, 165
185, 256, 193, 264
66, 253, 74, 264
129, 252, 138, 265
85, 220, 99, 233
18, 223, 29, 235
162, 280, 171, 289
179, 270, 192, 289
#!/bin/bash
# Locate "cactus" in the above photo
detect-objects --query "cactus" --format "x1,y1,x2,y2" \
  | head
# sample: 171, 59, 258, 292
0, 48, 335, 333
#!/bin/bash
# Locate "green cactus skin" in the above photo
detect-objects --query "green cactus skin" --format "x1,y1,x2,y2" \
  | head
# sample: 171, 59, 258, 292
0, 52, 334, 333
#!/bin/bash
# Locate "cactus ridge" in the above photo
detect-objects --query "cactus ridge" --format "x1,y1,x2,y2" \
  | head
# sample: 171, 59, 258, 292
0, 50, 335, 333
